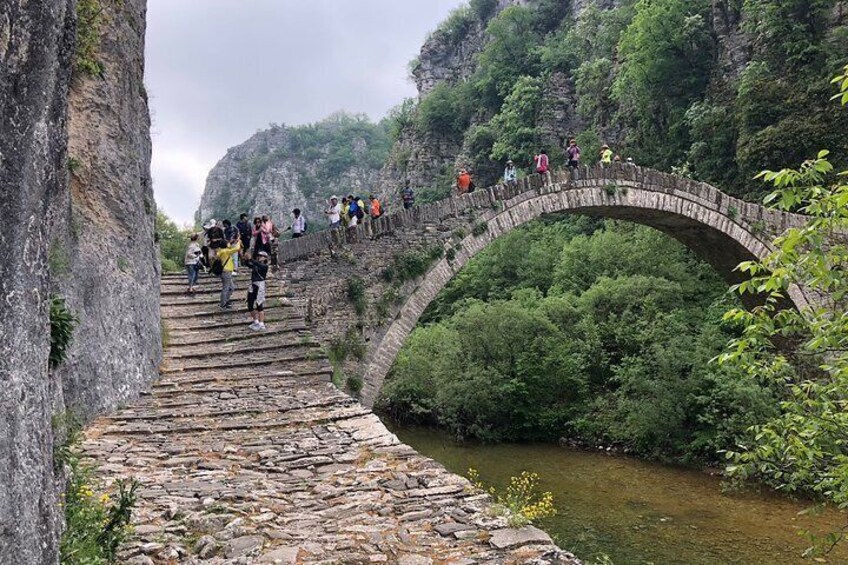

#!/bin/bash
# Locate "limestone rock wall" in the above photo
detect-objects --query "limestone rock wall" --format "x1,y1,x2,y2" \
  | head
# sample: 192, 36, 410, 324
0, 1, 158, 562
0, 2, 74, 563
53, 0, 160, 422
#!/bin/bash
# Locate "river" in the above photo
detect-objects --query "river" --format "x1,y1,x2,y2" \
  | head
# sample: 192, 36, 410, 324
388, 425, 848, 565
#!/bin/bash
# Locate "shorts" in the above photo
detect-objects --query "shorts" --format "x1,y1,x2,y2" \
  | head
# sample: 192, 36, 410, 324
247, 281, 266, 312
568, 160, 580, 168
349, 216, 358, 227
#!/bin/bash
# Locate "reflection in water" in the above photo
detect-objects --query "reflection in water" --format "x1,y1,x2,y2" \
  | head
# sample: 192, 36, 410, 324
389, 425, 848, 565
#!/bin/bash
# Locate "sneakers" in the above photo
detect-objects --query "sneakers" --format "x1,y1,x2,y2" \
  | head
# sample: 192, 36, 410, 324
249, 321, 266, 332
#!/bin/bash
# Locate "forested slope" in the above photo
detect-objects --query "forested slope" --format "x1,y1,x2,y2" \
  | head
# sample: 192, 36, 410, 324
380, 0, 848, 201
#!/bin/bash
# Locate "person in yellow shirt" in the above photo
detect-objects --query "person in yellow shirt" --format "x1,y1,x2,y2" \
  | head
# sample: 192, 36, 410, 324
216, 239, 241, 309
600, 144, 613, 165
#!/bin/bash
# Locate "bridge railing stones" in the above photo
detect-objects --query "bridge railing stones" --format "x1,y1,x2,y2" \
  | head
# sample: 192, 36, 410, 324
279, 165, 801, 265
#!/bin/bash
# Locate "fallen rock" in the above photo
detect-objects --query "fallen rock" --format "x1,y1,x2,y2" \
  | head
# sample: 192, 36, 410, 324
225, 535, 265, 558
258, 546, 299, 564
489, 526, 553, 549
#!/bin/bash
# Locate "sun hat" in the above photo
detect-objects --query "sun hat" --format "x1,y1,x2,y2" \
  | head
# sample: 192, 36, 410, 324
257, 251, 269, 258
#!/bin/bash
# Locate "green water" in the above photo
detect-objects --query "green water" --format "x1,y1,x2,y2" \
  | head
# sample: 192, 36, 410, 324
389, 425, 848, 565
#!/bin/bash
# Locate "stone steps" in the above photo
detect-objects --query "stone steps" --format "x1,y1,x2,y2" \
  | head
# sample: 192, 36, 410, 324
77, 278, 576, 565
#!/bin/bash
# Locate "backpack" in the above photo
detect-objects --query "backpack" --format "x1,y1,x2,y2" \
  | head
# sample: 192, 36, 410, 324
210, 259, 224, 277
348, 199, 361, 218
303, 218, 308, 232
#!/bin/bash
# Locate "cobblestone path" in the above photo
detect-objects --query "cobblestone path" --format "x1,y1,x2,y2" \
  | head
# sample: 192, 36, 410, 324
80, 272, 580, 565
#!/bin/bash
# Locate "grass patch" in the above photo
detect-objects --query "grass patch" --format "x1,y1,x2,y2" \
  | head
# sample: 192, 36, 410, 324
381, 246, 444, 284
472, 221, 488, 237
346, 277, 367, 316
55, 415, 140, 564
75, 0, 104, 76
50, 295, 78, 369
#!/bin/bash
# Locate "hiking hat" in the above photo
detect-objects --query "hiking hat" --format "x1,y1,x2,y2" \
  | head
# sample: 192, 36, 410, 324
257, 251, 270, 258
601, 144, 610, 149
507, 160, 514, 165
330, 195, 338, 201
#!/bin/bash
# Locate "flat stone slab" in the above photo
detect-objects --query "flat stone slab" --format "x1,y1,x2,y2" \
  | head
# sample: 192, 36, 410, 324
489, 526, 553, 549
259, 546, 299, 563
225, 535, 264, 558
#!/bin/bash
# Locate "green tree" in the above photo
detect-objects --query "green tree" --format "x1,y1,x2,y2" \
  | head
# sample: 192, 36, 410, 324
719, 66, 848, 554
490, 76, 544, 163
613, 0, 714, 168
156, 211, 193, 273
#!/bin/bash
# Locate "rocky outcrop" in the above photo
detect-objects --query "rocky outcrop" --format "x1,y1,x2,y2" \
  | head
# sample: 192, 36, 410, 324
56, 0, 161, 423
198, 115, 389, 229
0, 1, 158, 563
0, 3, 74, 563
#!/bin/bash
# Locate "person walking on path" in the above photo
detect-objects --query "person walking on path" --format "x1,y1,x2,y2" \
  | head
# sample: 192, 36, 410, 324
534, 150, 550, 175
184, 233, 202, 295
567, 139, 581, 169
216, 239, 241, 309
369, 194, 382, 219
325, 196, 342, 229
503, 160, 517, 183
290, 208, 306, 238
402, 182, 415, 210
456, 169, 473, 196
223, 219, 240, 270
244, 250, 270, 331
205, 219, 225, 264
600, 144, 613, 165
237, 213, 252, 258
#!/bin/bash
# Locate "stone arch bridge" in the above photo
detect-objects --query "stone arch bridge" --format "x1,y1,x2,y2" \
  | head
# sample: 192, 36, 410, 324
278, 164, 808, 407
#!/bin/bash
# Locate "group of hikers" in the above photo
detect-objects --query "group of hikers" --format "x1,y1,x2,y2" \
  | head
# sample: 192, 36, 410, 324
461, 139, 631, 196
182, 139, 625, 330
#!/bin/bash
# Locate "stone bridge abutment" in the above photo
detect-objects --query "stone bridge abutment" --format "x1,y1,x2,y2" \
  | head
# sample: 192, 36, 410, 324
279, 164, 808, 407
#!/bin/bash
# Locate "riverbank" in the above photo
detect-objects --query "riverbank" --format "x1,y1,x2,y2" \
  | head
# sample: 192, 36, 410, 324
388, 424, 848, 565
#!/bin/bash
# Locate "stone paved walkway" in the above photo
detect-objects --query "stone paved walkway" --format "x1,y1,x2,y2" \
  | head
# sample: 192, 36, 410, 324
80, 272, 580, 564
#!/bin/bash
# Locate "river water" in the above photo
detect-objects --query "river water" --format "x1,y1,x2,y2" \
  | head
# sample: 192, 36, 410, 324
388, 425, 848, 565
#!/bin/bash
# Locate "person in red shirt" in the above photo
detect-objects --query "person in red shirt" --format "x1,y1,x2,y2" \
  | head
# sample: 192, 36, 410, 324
456, 169, 473, 195
369, 194, 382, 219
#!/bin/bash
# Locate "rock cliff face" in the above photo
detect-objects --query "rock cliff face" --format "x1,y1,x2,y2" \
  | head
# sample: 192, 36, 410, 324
0, 1, 158, 563
0, 3, 74, 563
198, 115, 390, 229
56, 0, 160, 421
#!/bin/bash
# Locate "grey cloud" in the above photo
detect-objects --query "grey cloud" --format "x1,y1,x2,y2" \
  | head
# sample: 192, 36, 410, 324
146, 0, 464, 224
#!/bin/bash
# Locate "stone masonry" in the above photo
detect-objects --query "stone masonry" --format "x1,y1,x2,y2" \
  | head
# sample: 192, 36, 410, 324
80, 273, 580, 564
277, 164, 810, 407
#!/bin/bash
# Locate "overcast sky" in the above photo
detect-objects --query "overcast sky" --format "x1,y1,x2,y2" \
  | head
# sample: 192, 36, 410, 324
146, 0, 464, 225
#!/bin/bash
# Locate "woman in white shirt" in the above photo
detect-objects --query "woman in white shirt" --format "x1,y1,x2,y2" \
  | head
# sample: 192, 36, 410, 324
184, 233, 203, 294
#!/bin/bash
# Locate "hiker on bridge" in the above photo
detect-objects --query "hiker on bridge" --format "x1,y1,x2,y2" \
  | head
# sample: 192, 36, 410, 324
369, 194, 382, 219
237, 214, 252, 261
347, 194, 365, 227
184, 233, 202, 295
534, 150, 550, 175
289, 208, 307, 238
244, 250, 270, 331
222, 219, 239, 270
600, 144, 613, 165
325, 196, 342, 229
456, 169, 473, 195
503, 160, 517, 183
204, 219, 226, 264
567, 139, 581, 170
214, 238, 241, 309
402, 182, 415, 210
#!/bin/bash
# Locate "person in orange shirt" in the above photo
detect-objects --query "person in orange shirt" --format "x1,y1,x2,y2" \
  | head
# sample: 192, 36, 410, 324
369, 194, 382, 219
456, 169, 473, 195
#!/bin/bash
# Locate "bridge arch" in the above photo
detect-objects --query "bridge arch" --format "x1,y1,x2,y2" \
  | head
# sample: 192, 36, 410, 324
278, 165, 809, 407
